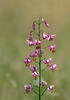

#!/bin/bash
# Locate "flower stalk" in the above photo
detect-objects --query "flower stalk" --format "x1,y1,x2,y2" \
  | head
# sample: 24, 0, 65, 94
38, 22, 41, 100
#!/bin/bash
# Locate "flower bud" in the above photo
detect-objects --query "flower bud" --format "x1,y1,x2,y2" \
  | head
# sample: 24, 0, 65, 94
41, 16, 44, 22
45, 21, 49, 27
29, 32, 33, 41
32, 22, 35, 31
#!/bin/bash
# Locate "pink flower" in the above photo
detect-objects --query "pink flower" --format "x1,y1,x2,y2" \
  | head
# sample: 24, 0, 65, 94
35, 49, 39, 54
43, 58, 52, 64
42, 32, 48, 39
48, 44, 56, 53
33, 40, 42, 45
24, 84, 32, 93
29, 52, 38, 57
41, 80, 47, 87
26, 40, 34, 46
47, 34, 56, 41
45, 21, 49, 27
29, 32, 33, 41
48, 64, 56, 71
27, 40, 42, 46
24, 58, 32, 67
30, 66, 38, 72
41, 16, 44, 22
35, 49, 43, 56
32, 72, 39, 80
32, 22, 35, 31
47, 85, 54, 92
32, 72, 39, 77
42, 32, 56, 41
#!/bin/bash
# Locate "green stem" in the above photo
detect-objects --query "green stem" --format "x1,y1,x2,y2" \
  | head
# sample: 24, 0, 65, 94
38, 22, 41, 100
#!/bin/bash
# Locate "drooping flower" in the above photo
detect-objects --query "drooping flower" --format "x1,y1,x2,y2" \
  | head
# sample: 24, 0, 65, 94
46, 34, 56, 41
48, 44, 56, 53
41, 16, 44, 23
29, 51, 38, 62
29, 66, 38, 73
35, 49, 43, 56
32, 22, 35, 31
33, 40, 42, 45
26, 40, 34, 46
27, 39, 42, 46
32, 72, 39, 80
43, 58, 52, 65
29, 52, 38, 57
48, 64, 56, 71
47, 85, 54, 92
45, 21, 49, 27
24, 58, 32, 67
29, 32, 33, 41
42, 32, 48, 39
24, 84, 32, 93
41, 80, 47, 87
42, 32, 56, 41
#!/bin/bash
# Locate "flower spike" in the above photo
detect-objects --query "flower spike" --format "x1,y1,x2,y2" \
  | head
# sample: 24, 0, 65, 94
24, 16, 56, 99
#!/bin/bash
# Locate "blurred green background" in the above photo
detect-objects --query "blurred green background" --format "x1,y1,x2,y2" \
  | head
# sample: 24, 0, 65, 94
0, 0, 70, 100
